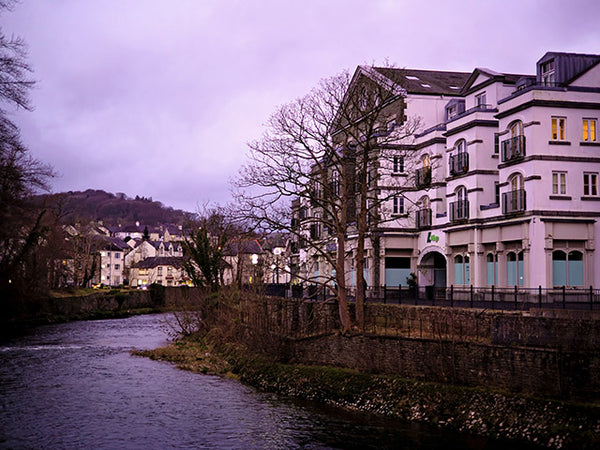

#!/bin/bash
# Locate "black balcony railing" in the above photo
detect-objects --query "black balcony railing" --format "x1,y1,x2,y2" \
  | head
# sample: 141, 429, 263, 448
450, 200, 469, 221
416, 208, 432, 228
449, 152, 469, 176
415, 166, 432, 188
501, 135, 526, 162
502, 189, 526, 214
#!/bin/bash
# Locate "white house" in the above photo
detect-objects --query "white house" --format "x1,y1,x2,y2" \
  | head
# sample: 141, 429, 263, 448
293, 51, 600, 294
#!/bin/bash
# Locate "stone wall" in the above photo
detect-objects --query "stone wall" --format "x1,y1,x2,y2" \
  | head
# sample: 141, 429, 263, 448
288, 333, 600, 401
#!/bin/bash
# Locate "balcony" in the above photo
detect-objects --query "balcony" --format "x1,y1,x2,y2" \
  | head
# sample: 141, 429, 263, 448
501, 135, 526, 162
450, 200, 469, 222
449, 153, 469, 176
416, 208, 432, 228
415, 166, 432, 189
502, 189, 526, 214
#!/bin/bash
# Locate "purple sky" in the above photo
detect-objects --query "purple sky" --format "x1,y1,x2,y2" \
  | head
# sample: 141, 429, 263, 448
3, 0, 600, 212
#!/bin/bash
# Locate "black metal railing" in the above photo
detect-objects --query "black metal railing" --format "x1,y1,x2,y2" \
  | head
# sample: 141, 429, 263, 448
280, 284, 599, 312
450, 199, 469, 221
501, 135, 526, 162
415, 166, 432, 188
449, 152, 469, 176
502, 189, 526, 214
416, 208, 432, 228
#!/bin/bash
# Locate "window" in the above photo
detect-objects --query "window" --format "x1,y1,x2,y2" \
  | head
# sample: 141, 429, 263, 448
551, 117, 566, 140
393, 196, 404, 214
114, 252, 120, 259
583, 172, 598, 196
393, 156, 404, 173
167, 267, 173, 276
453, 254, 469, 285
583, 118, 597, 142
494, 182, 500, 205
114, 264, 120, 270
447, 104, 457, 120
506, 251, 524, 286
541, 60, 555, 85
359, 87, 368, 110
158, 267, 163, 275
552, 171, 567, 195
552, 250, 584, 286
475, 92, 487, 107
486, 253, 498, 286
107, 252, 111, 258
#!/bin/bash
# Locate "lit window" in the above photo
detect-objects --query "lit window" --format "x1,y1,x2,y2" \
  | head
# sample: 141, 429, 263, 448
583, 118, 597, 142
583, 172, 598, 196
552, 171, 567, 195
541, 60, 555, 85
393, 156, 404, 173
393, 196, 404, 214
551, 117, 566, 140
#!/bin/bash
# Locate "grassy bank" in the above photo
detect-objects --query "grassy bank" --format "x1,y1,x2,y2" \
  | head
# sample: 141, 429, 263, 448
134, 336, 600, 449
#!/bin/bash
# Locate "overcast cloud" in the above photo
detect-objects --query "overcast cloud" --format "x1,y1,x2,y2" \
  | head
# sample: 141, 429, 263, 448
3, 0, 599, 212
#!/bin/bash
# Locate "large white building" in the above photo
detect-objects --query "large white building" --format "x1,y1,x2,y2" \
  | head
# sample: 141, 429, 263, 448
291, 51, 600, 294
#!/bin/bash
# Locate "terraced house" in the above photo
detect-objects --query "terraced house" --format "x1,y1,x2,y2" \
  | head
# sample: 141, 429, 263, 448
291, 51, 600, 296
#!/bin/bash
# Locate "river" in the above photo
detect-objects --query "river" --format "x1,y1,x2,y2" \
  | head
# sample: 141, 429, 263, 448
0, 314, 533, 449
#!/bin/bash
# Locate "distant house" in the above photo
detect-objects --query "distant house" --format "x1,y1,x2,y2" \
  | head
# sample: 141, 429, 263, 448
95, 236, 130, 287
222, 239, 264, 286
129, 256, 188, 287
124, 240, 157, 268
163, 224, 183, 242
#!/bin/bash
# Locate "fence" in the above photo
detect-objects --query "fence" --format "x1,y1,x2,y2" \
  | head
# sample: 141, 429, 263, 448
276, 283, 600, 311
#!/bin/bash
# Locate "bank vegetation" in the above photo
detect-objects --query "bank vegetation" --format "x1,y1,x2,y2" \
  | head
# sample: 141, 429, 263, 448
133, 286, 599, 449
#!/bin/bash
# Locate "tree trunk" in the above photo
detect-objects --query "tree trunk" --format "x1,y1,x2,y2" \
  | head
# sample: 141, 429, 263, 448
336, 231, 351, 333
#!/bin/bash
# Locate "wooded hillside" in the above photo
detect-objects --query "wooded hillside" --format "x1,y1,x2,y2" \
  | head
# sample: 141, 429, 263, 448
33, 190, 194, 226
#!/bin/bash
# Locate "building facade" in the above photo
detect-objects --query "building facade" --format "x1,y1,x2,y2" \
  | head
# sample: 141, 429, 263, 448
291, 52, 600, 292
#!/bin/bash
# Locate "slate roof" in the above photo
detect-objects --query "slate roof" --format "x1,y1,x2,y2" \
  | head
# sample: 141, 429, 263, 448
131, 256, 184, 269
223, 239, 263, 256
373, 67, 471, 95
93, 236, 130, 251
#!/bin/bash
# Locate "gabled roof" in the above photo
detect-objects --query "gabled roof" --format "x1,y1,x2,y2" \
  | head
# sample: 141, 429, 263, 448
131, 256, 184, 269
461, 68, 530, 94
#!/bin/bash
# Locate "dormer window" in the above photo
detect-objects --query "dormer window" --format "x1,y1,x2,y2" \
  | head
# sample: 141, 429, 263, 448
447, 104, 457, 119
541, 60, 555, 86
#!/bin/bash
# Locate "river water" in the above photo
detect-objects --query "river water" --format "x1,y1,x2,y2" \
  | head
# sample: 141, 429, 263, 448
0, 314, 531, 449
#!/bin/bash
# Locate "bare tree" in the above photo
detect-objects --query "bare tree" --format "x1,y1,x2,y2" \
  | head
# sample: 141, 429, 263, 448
234, 66, 419, 332
0, 7, 55, 302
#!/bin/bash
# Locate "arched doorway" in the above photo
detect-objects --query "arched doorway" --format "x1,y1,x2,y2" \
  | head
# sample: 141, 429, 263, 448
419, 251, 447, 288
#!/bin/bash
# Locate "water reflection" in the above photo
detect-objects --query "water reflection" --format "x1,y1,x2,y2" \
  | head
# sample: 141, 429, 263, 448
0, 314, 533, 449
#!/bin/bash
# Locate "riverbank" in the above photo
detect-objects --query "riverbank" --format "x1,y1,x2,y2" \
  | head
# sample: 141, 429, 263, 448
135, 335, 600, 450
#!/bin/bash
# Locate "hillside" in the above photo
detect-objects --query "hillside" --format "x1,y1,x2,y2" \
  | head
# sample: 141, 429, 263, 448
33, 190, 195, 226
